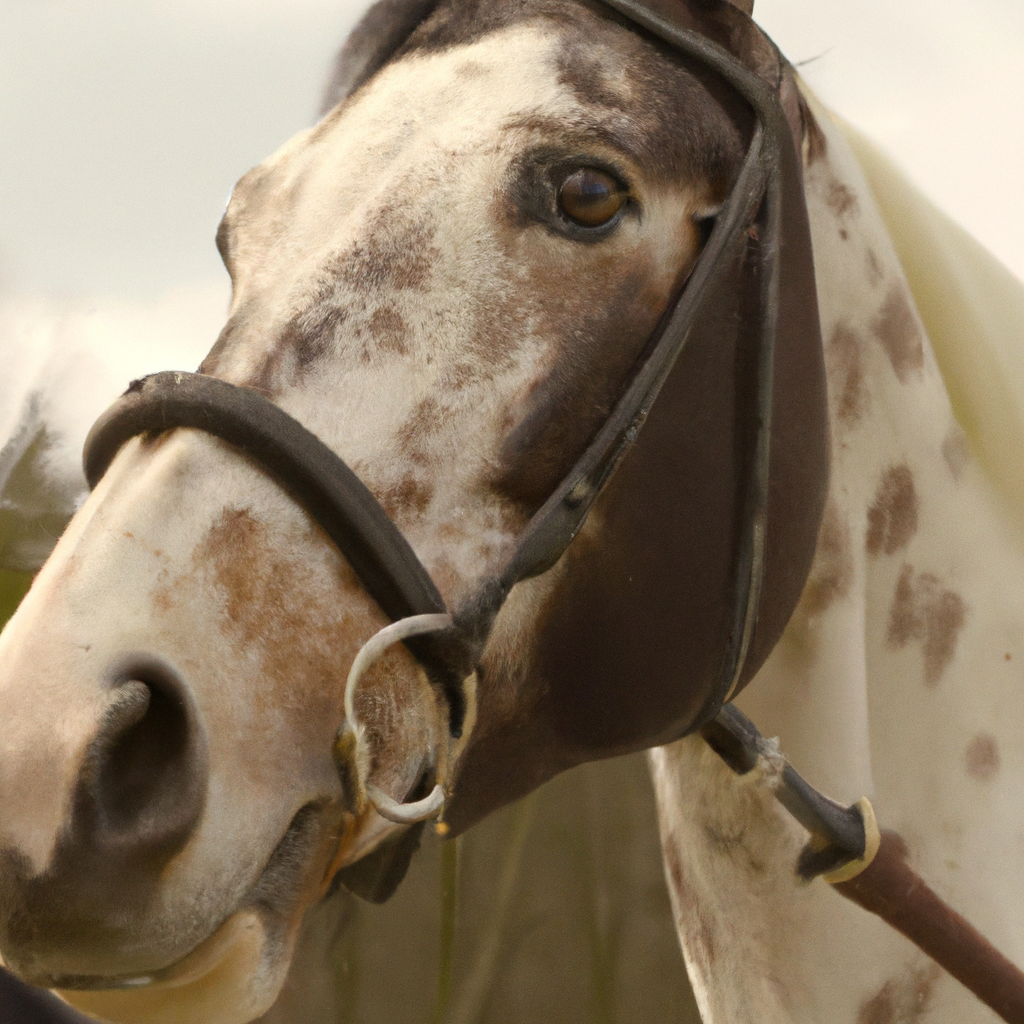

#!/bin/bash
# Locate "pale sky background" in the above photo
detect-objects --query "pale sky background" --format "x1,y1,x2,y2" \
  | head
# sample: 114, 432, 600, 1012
0, 0, 1021, 307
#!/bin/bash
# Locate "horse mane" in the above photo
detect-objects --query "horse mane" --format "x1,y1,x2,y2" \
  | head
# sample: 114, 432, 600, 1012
836, 113, 1024, 536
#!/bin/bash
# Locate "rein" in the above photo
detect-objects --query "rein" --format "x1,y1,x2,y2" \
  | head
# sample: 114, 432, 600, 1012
80, 2, 1024, 1019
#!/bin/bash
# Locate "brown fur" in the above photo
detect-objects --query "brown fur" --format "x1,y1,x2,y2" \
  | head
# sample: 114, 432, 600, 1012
828, 321, 867, 427
866, 465, 919, 557
856, 964, 941, 1024
800, 499, 854, 617
873, 284, 925, 384
964, 733, 1001, 782
405, 0, 750, 185
886, 564, 968, 687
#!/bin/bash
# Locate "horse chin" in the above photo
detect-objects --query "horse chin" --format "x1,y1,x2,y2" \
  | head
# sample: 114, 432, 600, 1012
43, 799, 343, 1024
55, 910, 283, 1024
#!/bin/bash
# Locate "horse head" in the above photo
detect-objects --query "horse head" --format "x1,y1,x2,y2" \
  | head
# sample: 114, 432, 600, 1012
0, 1, 827, 1020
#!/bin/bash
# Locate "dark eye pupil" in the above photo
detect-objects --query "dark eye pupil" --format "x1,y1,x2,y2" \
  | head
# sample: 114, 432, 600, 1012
558, 169, 625, 227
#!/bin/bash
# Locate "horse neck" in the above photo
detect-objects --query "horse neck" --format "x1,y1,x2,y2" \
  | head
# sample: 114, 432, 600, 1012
650, 95, 1024, 1024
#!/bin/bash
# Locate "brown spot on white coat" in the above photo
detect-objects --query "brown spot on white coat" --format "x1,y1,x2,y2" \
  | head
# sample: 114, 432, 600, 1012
826, 178, 858, 220
800, 500, 854, 616
828, 321, 866, 427
866, 465, 918, 557
886, 564, 968, 687
873, 284, 924, 384
942, 427, 971, 480
857, 963, 941, 1024
965, 733, 1000, 781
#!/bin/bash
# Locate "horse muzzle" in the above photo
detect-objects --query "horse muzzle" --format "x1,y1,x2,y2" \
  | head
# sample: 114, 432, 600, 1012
0, 653, 209, 981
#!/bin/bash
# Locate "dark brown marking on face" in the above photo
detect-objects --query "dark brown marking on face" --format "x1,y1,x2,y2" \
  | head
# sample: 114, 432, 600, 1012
873, 284, 924, 384
857, 963, 940, 1024
942, 427, 971, 480
201, 300, 351, 395
965, 733, 1001, 781
250, 200, 442, 382
369, 306, 409, 355
377, 474, 434, 521
394, 396, 457, 468
800, 500, 853, 617
195, 507, 357, 718
555, 33, 630, 111
491, 254, 683, 508
314, 202, 440, 328
293, 307, 349, 372
828, 322, 865, 426
886, 564, 968, 687
192, 504, 434, 788
409, 0, 747, 189
866, 465, 918, 557
826, 178, 858, 220
461, 280, 537, 386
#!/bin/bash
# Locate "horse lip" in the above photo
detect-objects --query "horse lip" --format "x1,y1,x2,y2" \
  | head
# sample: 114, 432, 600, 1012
50, 972, 156, 992
46, 907, 262, 993
45, 909, 250, 991
46, 803, 319, 992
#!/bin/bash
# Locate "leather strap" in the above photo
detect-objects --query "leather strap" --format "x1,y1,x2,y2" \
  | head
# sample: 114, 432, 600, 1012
84, 371, 446, 625
705, 705, 1024, 1024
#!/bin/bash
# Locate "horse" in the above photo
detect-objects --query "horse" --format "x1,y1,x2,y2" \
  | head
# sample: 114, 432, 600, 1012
1, 0, 1022, 1022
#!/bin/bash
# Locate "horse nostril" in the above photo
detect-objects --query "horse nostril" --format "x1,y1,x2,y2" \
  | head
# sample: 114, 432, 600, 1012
83, 658, 207, 859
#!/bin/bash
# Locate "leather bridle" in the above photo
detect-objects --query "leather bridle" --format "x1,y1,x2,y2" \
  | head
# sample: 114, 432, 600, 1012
85, 0, 790, 748
81, 3, 1024, 1018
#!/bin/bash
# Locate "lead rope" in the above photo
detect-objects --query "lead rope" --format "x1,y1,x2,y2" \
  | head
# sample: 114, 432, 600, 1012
704, 706, 1024, 1024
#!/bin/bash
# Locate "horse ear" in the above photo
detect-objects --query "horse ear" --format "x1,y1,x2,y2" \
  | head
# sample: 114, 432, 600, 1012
320, 0, 439, 115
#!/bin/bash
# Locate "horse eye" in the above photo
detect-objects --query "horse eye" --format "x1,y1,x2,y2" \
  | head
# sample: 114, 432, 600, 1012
557, 168, 626, 227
